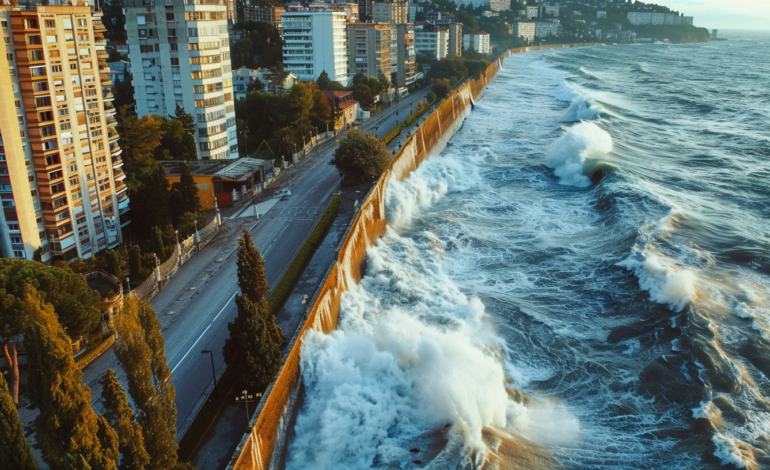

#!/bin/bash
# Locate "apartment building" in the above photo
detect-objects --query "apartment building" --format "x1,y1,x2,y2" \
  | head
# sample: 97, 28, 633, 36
124, 0, 238, 160
282, 9, 348, 85
526, 5, 539, 19
347, 23, 393, 81
395, 23, 417, 87
489, 0, 511, 13
0, 5, 129, 262
305, 3, 360, 24
446, 22, 462, 56
371, 0, 408, 24
535, 21, 561, 38
414, 25, 449, 60
244, 4, 284, 30
513, 21, 536, 42
463, 31, 490, 54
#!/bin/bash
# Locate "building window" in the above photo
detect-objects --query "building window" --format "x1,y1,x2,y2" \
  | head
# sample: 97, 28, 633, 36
138, 29, 147, 38
7, 222, 19, 231
45, 20, 56, 28
14, 251, 25, 259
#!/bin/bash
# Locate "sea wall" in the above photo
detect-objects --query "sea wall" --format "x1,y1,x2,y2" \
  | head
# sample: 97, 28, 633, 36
225, 43, 597, 470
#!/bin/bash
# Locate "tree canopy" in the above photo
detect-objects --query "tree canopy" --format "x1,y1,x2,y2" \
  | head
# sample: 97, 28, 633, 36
0, 370, 38, 470
330, 129, 391, 186
99, 369, 151, 470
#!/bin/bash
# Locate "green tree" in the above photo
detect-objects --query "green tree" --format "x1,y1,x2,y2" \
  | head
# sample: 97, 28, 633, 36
234, 37, 254, 68
145, 163, 172, 230
268, 61, 290, 94
0, 371, 38, 469
151, 227, 166, 261
22, 287, 119, 470
350, 74, 390, 111
115, 297, 178, 470
105, 249, 123, 278
431, 78, 452, 99
307, 81, 332, 130
99, 369, 151, 470
173, 105, 196, 137
129, 245, 142, 281
330, 129, 391, 186
428, 55, 469, 81
175, 162, 200, 215
176, 212, 206, 239
0, 292, 23, 404
156, 118, 196, 161
223, 295, 285, 392
119, 105, 164, 164
316, 70, 345, 91
235, 229, 270, 306
0, 258, 103, 346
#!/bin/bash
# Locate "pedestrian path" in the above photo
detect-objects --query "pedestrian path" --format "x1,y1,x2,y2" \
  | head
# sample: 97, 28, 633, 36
231, 199, 278, 219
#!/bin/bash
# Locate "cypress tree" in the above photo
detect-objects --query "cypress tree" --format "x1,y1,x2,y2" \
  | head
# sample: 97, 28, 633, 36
235, 229, 270, 306
0, 371, 38, 470
152, 227, 166, 261
106, 249, 122, 278
129, 245, 142, 281
136, 301, 176, 431
177, 163, 200, 215
115, 297, 178, 470
146, 164, 172, 230
99, 369, 151, 470
21, 286, 119, 470
223, 295, 285, 392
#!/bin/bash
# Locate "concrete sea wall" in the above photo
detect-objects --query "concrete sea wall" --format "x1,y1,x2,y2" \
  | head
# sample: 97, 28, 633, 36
225, 43, 597, 470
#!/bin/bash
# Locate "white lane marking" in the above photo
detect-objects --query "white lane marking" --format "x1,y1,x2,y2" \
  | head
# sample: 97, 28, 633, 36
171, 292, 236, 373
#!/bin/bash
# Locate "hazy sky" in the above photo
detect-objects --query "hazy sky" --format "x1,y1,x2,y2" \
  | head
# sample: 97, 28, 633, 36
651, 0, 770, 29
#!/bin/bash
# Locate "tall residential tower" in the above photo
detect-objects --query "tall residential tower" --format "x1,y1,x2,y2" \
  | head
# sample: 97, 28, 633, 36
124, 0, 238, 160
0, 4, 129, 262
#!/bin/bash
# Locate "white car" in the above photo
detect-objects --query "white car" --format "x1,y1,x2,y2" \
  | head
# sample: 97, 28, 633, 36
273, 189, 291, 199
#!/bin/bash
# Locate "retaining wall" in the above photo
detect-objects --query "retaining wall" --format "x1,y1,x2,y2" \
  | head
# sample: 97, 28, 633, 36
226, 43, 597, 470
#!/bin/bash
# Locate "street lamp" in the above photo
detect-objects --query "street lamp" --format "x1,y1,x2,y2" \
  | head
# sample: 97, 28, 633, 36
235, 390, 262, 428
201, 350, 218, 399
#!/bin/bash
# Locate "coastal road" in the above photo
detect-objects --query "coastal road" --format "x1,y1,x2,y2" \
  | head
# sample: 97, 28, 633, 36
361, 87, 432, 139
69, 88, 432, 444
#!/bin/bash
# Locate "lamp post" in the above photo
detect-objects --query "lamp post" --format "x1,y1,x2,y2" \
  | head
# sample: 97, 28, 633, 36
201, 350, 218, 399
235, 390, 262, 428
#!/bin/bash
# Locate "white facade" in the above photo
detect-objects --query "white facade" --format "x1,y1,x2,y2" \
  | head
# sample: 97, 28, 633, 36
125, 0, 238, 160
414, 27, 449, 60
232, 67, 298, 100
526, 6, 539, 19
513, 21, 536, 43
535, 22, 560, 38
628, 12, 694, 26
463, 32, 490, 54
282, 10, 349, 86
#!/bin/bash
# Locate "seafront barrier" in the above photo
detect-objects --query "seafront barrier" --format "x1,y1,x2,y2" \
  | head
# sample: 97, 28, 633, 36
225, 43, 598, 470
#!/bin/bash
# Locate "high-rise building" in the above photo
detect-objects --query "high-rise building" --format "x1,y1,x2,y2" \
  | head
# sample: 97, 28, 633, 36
414, 25, 449, 60
513, 21, 536, 43
463, 31, 490, 54
124, 0, 238, 160
244, 4, 284, 31
347, 23, 393, 81
371, 0, 408, 24
358, 0, 373, 22
446, 22, 462, 56
0, 4, 129, 262
395, 23, 417, 87
282, 9, 348, 85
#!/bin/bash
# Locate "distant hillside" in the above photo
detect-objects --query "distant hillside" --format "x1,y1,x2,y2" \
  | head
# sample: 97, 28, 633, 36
632, 24, 712, 43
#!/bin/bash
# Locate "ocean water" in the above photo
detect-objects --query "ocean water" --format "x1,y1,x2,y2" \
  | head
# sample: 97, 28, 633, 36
286, 32, 770, 470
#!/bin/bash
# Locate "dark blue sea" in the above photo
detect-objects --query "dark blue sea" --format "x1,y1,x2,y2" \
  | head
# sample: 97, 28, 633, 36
287, 31, 770, 469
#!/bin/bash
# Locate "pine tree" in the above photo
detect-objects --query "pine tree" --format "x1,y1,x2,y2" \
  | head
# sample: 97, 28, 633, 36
223, 295, 285, 393
99, 369, 151, 470
129, 245, 142, 281
152, 227, 166, 261
176, 163, 200, 215
136, 301, 176, 431
115, 297, 178, 470
173, 105, 196, 137
235, 229, 270, 306
146, 164, 172, 230
0, 372, 38, 470
21, 286, 119, 470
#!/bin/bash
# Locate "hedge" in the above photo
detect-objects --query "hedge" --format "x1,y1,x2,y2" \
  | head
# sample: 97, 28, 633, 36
266, 194, 342, 316
75, 333, 116, 369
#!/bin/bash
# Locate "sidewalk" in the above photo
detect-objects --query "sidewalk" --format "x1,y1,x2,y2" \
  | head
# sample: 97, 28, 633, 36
188, 187, 360, 470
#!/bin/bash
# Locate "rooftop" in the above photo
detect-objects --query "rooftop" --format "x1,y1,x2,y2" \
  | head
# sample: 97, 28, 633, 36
161, 158, 270, 181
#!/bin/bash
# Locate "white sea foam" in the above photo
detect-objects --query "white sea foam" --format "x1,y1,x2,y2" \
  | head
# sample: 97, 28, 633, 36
618, 249, 697, 312
287, 151, 577, 469
712, 434, 753, 469
551, 82, 602, 122
546, 122, 613, 187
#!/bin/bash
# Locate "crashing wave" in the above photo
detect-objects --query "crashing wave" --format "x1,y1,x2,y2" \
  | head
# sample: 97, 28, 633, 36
546, 121, 613, 187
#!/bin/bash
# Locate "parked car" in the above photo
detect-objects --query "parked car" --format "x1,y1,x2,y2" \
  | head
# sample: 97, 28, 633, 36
274, 189, 291, 199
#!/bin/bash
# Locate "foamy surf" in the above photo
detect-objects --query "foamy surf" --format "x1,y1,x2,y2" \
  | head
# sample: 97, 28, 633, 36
546, 121, 613, 187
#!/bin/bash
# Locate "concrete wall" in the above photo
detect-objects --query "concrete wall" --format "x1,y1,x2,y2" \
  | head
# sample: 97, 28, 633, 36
225, 43, 597, 470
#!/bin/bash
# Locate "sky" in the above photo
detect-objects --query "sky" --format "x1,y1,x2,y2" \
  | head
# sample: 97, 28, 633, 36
651, 0, 770, 29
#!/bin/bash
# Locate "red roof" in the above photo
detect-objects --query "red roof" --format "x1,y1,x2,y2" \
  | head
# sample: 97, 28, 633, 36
323, 90, 353, 99
339, 100, 358, 110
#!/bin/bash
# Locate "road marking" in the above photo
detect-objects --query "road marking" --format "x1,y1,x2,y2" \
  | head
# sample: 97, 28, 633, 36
171, 292, 236, 373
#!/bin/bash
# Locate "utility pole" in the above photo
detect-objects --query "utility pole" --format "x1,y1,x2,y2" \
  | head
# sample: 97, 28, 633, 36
201, 350, 218, 399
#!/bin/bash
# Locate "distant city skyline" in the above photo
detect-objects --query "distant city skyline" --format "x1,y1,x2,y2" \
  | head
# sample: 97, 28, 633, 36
658, 0, 770, 30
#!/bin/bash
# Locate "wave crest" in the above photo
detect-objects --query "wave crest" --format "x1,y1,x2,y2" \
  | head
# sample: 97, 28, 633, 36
546, 122, 613, 187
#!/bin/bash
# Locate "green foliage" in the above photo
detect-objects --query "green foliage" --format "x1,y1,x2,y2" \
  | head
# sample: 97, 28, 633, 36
131, 164, 171, 239
631, 24, 711, 43
170, 163, 200, 223
21, 287, 119, 470
156, 118, 196, 161
331, 129, 391, 186
118, 105, 164, 164
455, 10, 479, 33
0, 371, 38, 470
0, 259, 103, 340
115, 297, 178, 470
427, 91, 437, 103
431, 79, 452, 99
231, 21, 283, 68
428, 55, 469, 81
152, 227, 166, 262
223, 295, 285, 392
316, 70, 345, 91
350, 74, 391, 111
236, 229, 270, 306
129, 245, 142, 281
105, 249, 122, 278
99, 369, 151, 470
266, 195, 341, 316
176, 212, 206, 239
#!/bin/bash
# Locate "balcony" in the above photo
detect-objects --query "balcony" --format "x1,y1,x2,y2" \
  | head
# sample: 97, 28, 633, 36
107, 129, 119, 142
113, 168, 126, 181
